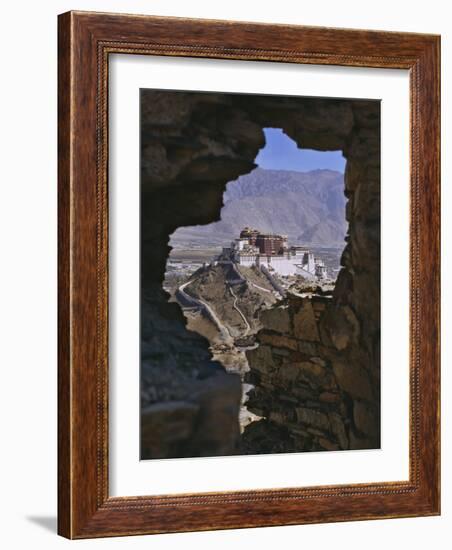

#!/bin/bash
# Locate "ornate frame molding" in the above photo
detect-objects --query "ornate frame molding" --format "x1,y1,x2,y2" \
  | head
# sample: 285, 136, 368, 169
58, 11, 440, 538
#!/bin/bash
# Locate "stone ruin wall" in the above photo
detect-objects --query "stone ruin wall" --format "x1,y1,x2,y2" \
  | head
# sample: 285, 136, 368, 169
140, 91, 380, 458
243, 293, 379, 453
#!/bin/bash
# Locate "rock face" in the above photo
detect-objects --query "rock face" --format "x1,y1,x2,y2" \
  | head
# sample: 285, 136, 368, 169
140, 90, 380, 457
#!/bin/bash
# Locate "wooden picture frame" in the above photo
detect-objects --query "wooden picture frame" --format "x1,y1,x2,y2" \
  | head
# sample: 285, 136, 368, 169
58, 10, 440, 539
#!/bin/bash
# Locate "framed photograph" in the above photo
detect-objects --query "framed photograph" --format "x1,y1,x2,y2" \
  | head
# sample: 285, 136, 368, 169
58, 11, 440, 538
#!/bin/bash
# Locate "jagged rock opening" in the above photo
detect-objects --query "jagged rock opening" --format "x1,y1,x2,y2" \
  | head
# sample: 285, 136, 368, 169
140, 90, 380, 458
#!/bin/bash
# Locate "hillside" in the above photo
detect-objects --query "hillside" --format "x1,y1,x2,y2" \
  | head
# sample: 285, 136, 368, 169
184, 264, 277, 340
171, 168, 347, 248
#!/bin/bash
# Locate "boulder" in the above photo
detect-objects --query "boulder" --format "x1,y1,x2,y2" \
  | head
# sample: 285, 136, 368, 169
296, 407, 330, 431
260, 305, 291, 334
332, 361, 373, 401
293, 300, 320, 342
353, 399, 379, 437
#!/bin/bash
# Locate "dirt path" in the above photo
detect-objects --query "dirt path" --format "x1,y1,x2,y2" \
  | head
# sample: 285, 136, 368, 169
228, 286, 251, 336
178, 280, 232, 342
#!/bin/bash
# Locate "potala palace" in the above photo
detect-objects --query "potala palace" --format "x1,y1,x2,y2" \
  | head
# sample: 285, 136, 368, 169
220, 227, 328, 280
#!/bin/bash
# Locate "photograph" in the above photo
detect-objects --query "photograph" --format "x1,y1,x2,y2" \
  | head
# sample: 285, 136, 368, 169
139, 90, 381, 460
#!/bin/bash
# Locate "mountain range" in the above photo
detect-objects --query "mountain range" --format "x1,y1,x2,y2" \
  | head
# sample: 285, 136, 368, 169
170, 167, 347, 248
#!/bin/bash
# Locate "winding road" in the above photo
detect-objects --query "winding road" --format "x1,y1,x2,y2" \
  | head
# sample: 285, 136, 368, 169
228, 286, 251, 336
177, 261, 282, 342
177, 280, 232, 342
234, 264, 276, 296
248, 280, 273, 294
177, 269, 253, 339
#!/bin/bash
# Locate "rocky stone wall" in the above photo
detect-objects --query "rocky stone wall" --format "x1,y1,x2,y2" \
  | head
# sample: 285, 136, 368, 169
140, 90, 380, 458
242, 293, 379, 453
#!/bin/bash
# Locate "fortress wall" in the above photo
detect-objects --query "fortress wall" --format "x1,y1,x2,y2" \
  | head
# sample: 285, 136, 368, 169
265, 256, 298, 276
238, 255, 258, 267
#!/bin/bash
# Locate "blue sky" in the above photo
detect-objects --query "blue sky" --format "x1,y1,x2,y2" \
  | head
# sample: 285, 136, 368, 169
255, 128, 346, 173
